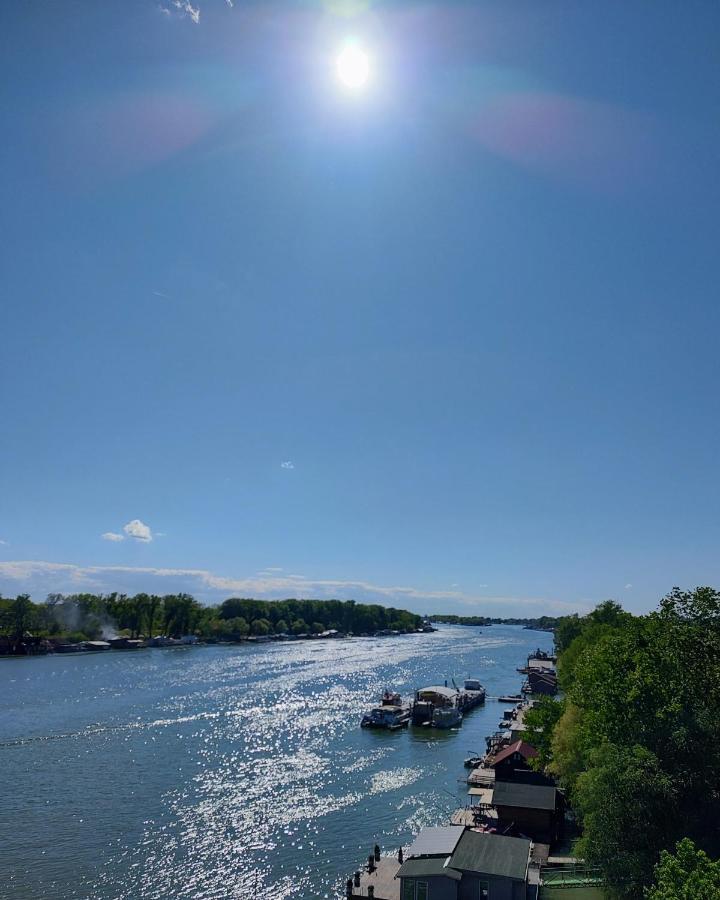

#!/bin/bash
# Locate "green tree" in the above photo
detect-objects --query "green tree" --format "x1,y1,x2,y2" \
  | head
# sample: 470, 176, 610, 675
251, 618, 271, 636
574, 744, 678, 894
291, 618, 308, 634
520, 696, 563, 769
646, 838, 720, 900
275, 619, 289, 634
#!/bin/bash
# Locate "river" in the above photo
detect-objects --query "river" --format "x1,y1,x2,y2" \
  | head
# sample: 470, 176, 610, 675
0, 624, 553, 899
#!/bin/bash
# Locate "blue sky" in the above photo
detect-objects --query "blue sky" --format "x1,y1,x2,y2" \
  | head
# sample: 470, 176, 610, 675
1, 1, 719, 616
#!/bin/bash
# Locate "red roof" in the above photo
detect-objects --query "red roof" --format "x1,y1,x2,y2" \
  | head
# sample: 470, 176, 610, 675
491, 740, 538, 767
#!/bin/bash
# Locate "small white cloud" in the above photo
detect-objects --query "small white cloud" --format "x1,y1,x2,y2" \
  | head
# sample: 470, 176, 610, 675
280, 461, 295, 469
624, 583, 633, 590
172, 0, 200, 23
102, 532, 125, 543
152, 290, 170, 299
123, 519, 153, 542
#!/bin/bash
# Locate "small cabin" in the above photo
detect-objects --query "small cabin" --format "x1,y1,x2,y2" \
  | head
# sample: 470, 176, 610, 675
397, 826, 531, 900
491, 781, 561, 844
490, 741, 538, 781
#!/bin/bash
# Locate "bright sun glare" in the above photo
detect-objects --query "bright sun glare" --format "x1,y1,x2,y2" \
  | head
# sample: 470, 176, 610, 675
336, 44, 370, 90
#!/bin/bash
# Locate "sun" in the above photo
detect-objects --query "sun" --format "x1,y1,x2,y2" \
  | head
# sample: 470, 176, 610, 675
336, 43, 370, 90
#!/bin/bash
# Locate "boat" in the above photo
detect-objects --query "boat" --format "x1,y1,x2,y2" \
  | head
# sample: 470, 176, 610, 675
464, 752, 484, 769
497, 694, 523, 703
360, 690, 411, 730
432, 705, 462, 729
360, 705, 410, 730
411, 686, 463, 729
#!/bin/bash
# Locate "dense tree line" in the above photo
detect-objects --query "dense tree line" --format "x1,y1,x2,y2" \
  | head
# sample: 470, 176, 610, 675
0, 592, 422, 645
430, 613, 563, 630
523, 589, 720, 898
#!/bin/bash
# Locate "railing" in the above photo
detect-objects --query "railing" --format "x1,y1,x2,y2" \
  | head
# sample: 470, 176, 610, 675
540, 864, 604, 886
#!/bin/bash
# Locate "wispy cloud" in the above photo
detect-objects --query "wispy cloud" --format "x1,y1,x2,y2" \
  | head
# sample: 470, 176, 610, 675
0, 539, 7, 546
101, 532, 125, 543
123, 519, 153, 542
280, 461, 295, 470
624, 583, 633, 590
152, 290, 170, 299
0, 560, 591, 617
170, 0, 200, 23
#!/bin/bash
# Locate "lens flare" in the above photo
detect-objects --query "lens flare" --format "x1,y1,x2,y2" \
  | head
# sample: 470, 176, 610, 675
336, 44, 370, 90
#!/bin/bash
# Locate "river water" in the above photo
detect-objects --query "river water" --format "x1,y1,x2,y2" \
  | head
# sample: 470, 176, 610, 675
0, 625, 553, 899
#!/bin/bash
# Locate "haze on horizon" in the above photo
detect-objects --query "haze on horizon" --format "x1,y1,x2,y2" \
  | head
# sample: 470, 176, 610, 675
1, 2, 719, 618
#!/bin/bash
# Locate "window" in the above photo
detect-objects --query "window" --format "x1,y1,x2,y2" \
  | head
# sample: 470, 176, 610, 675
479, 881, 490, 899
402, 880, 429, 900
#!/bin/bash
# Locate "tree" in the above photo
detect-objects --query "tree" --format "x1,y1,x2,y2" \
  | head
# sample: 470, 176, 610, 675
275, 619, 289, 634
520, 696, 563, 769
291, 618, 308, 634
250, 618, 271, 636
647, 838, 720, 900
574, 744, 678, 894
311, 621, 324, 634
3, 594, 36, 640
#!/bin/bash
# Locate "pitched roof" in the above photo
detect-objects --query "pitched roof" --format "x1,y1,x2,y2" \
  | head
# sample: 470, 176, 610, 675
396, 858, 462, 881
449, 830, 530, 880
406, 826, 464, 858
492, 780, 557, 811
491, 740, 539, 767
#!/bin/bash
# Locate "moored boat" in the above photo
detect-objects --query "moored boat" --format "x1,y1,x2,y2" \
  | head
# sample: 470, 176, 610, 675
411, 685, 463, 729
360, 690, 411, 729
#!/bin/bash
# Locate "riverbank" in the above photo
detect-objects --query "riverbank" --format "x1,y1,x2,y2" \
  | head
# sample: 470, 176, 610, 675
0, 623, 437, 658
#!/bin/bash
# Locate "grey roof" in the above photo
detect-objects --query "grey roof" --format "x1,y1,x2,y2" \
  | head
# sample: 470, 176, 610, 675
417, 686, 458, 699
449, 830, 530, 880
406, 826, 464, 858
396, 858, 462, 881
492, 780, 557, 811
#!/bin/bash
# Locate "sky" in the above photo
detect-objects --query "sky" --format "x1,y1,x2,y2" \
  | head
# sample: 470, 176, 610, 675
1, 1, 719, 617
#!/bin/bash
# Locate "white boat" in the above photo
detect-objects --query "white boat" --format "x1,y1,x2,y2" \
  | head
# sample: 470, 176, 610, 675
361, 704, 411, 730
360, 690, 411, 729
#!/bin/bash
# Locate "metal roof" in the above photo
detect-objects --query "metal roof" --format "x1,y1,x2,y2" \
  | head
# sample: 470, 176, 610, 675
491, 740, 538, 767
492, 780, 557, 811
449, 830, 530, 880
416, 686, 458, 699
406, 826, 464, 858
396, 858, 462, 881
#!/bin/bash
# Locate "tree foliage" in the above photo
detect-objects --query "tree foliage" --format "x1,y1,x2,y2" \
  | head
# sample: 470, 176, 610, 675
0, 592, 422, 645
545, 588, 720, 897
646, 838, 720, 900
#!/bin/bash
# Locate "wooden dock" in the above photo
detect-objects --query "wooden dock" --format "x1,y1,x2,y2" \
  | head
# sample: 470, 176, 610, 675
349, 856, 401, 900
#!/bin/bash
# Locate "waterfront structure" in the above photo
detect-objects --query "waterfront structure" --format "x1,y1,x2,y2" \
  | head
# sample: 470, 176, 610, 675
491, 781, 561, 845
490, 741, 538, 781
397, 826, 532, 900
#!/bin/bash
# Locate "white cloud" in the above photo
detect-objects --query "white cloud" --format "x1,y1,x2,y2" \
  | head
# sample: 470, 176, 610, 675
123, 519, 153, 542
101, 532, 125, 543
280, 461, 295, 470
173, 0, 200, 23
0, 539, 7, 546
624, 583, 633, 590
0, 559, 591, 617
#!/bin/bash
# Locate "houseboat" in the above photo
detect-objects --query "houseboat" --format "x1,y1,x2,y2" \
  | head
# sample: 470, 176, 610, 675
360, 690, 411, 730
411, 686, 463, 729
